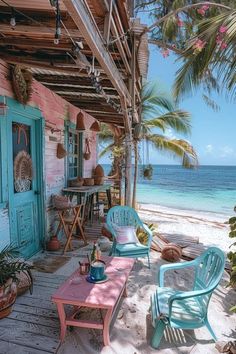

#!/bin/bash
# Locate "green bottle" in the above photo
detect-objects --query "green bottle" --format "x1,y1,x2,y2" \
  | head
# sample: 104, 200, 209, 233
91, 242, 96, 263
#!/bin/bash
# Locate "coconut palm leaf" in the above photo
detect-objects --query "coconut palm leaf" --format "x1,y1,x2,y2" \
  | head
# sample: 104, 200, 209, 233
145, 109, 191, 134
146, 134, 198, 167
98, 142, 116, 158
141, 82, 175, 113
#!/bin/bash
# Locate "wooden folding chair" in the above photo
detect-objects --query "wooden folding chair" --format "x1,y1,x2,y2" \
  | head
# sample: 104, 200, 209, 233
55, 205, 87, 254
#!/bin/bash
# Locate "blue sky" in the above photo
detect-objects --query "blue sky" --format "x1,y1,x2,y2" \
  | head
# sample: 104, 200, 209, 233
147, 45, 236, 166
100, 36, 236, 167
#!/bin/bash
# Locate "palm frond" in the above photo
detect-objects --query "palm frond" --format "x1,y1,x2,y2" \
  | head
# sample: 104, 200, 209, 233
202, 94, 220, 112
145, 110, 191, 134
98, 142, 115, 158
146, 134, 198, 168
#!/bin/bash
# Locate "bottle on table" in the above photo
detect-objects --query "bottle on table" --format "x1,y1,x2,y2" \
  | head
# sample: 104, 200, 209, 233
91, 242, 96, 263
95, 243, 101, 261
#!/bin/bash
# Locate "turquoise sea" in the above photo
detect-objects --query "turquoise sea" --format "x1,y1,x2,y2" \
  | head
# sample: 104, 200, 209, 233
102, 164, 236, 217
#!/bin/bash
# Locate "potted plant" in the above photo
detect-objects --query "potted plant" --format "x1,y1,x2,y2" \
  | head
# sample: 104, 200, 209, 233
0, 246, 33, 319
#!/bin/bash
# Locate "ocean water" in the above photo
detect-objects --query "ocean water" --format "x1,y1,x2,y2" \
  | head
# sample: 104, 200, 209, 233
102, 164, 236, 217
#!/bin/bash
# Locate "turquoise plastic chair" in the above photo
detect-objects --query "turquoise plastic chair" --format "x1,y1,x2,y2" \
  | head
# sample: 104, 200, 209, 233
106, 206, 153, 268
150, 247, 225, 348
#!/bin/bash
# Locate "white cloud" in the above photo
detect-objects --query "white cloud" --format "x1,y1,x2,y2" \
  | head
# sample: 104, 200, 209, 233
219, 146, 235, 158
206, 144, 213, 153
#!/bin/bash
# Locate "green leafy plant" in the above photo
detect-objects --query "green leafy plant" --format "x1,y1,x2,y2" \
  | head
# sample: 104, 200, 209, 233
0, 245, 33, 291
137, 223, 156, 245
228, 208, 236, 312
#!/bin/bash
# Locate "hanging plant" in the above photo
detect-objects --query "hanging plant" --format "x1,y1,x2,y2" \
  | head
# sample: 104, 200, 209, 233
11, 65, 33, 105
142, 164, 153, 180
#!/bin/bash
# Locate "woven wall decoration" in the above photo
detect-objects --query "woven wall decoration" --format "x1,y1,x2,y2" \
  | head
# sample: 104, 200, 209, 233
11, 65, 33, 105
14, 150, 33, 192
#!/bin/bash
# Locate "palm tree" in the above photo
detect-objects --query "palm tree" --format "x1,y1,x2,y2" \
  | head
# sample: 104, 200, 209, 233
174, 9, 236, 101
98, 123, 124, 179
132, 82, 198, 207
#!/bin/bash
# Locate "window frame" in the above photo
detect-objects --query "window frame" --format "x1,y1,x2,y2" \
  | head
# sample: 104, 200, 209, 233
65, 121, 83, 183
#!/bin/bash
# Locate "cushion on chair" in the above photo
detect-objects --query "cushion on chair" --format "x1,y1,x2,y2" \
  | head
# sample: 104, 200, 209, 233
116, 242, 148, 255
113, 225, 139, 244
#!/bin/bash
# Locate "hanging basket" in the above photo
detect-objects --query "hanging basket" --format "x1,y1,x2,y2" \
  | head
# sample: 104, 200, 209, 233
11, 65, 32, 105
83, 138, 91, 160
76, 111, 85, 131
142, 164, 153, 180
57, 143, 67, 159
90, 121, 100, 132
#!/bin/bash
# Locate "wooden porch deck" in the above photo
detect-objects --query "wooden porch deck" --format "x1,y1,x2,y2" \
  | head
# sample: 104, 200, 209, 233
0, 223, 102, 354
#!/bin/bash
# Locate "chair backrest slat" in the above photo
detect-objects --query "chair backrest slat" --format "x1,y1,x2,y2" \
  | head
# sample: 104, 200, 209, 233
194, 247, 225, 292
106, 206, 143, 239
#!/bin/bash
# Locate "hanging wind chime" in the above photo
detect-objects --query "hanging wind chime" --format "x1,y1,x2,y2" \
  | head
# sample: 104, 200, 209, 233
53, 0, 61, 45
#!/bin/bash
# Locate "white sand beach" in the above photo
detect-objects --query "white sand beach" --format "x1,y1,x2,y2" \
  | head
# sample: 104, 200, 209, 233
56, 205, 236, 354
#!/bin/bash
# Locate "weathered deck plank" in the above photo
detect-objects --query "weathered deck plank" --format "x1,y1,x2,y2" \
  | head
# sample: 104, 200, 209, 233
0, 340, 51, 354
0, 272, 63, 354
0, 222, 103, 354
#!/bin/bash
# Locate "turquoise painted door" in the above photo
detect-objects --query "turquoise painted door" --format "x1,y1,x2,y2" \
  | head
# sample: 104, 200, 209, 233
8, 113, 40, 258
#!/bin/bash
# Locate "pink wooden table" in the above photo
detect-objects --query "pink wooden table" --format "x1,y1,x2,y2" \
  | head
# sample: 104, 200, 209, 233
52, 256, 134, 346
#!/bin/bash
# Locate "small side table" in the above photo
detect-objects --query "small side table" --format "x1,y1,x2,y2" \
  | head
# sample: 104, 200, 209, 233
55, 205, 87, 254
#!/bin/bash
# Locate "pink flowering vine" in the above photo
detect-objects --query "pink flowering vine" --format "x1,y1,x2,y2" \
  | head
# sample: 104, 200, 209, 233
177, 18, 184, 27
161, 48, 170, 58
216, 25, 228, 50
197, 5, 209, 16
219, 25, 227, 33
193, 38, 206, 54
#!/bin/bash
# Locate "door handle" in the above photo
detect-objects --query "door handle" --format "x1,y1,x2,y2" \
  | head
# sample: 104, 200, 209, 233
34, 191, 40, 195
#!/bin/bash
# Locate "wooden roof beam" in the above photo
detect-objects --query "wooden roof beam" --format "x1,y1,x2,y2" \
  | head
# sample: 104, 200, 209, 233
0, 24, 80, 38
62, 0, 131, 106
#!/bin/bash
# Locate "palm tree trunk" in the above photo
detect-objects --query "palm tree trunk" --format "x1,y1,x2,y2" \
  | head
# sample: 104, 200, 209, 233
132, 140, 138, 208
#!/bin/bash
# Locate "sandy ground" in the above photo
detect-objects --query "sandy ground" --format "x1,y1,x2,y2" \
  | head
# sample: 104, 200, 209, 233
55, 206, 236, 354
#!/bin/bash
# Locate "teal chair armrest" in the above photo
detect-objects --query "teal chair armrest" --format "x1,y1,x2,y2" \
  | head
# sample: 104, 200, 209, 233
159, 259, 197, 287
142, 223, 153, 248
168, 288, 212, 318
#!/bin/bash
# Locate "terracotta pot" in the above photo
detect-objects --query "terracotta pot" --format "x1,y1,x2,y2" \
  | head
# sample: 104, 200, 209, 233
94, 176, 104, 185
47, 236, 60, 251
94, 164, 104, 177
0, 278, 17, 319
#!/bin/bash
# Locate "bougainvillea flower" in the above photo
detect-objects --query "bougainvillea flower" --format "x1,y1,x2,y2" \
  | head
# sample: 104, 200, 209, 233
220, 42, 227, 50
161, 48, 170, 58
197, 5, 209, 16
219, 25, 227, 33
201, 5, 209, 11
177, 19, 184, 27
194, 39, 206, 50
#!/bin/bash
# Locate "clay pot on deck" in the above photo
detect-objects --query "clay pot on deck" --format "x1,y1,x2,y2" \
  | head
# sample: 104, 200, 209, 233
0, 278, 17, 319
47, 235, 60, 251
